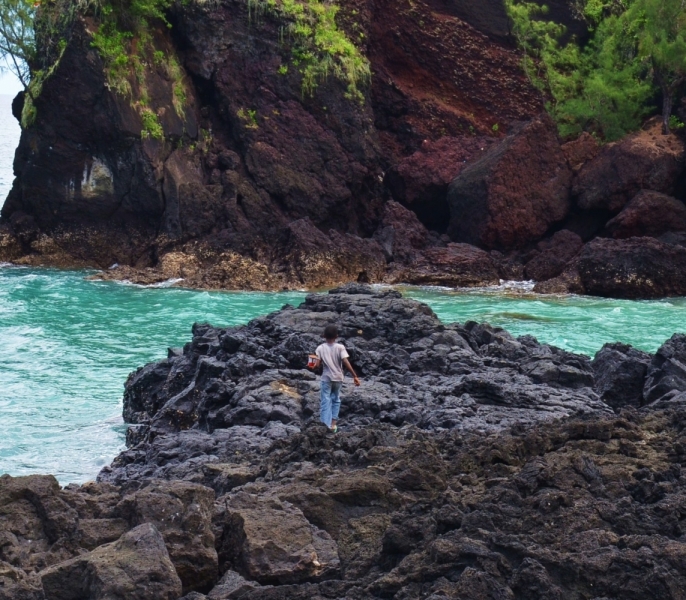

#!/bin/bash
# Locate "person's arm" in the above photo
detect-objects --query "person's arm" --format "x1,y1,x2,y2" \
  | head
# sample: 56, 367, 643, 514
342, 358, 360, 386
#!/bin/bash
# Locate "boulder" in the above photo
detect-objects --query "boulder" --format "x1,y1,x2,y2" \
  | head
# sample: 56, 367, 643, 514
574, 119, 685, 212
278, 218, 386, 287
524, 230, 584, 282
384, 136, 497, 232
577, 237, 686, 299
592, 343, 651, 410
372, 201, 429, 262
215, 492, 340, 585
604, 190, 686, 239
561, 132, 601, 172
207, 570, 261, 599
0, 563, 44, 600
447, 115, 572, 250
0, 474, 79, 573
114, 481, 218, 593
386, 243, 500, 287
643, 334, 686, 406
532, 266, 584, 295
40, 523, 182, 600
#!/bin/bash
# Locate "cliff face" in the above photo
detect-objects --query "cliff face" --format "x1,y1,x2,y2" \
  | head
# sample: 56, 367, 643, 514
1, 0, 686, 298
1, 0, 544, 286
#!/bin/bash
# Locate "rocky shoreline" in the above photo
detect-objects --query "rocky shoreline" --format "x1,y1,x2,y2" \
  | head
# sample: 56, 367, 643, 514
3, 285, 686, 599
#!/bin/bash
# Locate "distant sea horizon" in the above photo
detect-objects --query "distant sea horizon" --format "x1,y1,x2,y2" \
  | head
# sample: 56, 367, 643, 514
0, 94, 20, 210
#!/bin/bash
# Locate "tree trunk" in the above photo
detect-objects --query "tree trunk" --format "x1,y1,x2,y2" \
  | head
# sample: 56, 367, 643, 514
663, 86, 674, 135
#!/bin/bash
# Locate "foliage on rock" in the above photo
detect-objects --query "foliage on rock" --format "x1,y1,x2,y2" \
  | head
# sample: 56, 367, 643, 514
506, 0, 686, 140
247, 0, 371, 102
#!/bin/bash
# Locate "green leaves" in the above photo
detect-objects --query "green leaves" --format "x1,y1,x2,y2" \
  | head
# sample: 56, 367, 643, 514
505, 0, 679, 141
249, 0, 370, 102
0, 0, 37, 88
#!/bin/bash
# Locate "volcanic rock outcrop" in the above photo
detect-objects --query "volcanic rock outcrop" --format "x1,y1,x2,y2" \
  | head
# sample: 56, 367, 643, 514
0, 0, 544, 291
4, 286, 686, 599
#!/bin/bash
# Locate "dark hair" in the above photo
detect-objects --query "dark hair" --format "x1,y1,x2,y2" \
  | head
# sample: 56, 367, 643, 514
324, 324, 338, 341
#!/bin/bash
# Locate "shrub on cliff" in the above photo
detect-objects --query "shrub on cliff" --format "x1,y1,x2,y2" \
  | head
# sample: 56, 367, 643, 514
507, 0, 686, 139
248, 0, 370, 102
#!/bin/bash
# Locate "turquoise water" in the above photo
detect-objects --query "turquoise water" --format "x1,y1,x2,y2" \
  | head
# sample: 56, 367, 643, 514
404, 285, 686, 357
1, 268, 685, 484
0, 266, 305, 483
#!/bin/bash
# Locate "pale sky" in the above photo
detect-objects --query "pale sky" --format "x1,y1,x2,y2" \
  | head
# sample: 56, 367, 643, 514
0, 70, 23, 96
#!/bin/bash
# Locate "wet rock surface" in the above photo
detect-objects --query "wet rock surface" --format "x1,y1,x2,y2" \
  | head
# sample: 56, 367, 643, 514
3, 287, 686, 599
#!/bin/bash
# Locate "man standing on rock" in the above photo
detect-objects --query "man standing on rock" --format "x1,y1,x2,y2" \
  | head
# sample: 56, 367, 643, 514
314, 325, 360, 432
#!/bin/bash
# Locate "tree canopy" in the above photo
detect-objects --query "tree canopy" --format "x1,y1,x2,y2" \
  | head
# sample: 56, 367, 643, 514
0, 0, 36, 89
506, 0, 686, 139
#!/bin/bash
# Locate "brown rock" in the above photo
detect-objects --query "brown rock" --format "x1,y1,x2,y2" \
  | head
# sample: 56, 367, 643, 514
387, 243, 500, 287
532, 267, 584, 295
372, 201, 429, 262
447, 115, 572, 250
279, 218, 386, 288
215, 492, 340, 585
77, 518, 129, 550
604, 190, 686, 239
40, 523, 182, 600
0, 226, 23, 262
561, 132, 600, 172
578, 237, 686, 299
115, 481, 218, 593
385, 137, 497, 231
0, 562, 43, 600
0, 474, 79, 572
524, 230, 584, 282
574, 119, 685, 212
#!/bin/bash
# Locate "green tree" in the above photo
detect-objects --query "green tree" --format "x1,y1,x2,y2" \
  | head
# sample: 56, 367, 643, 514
625, 0, 686, 133
0, 0, 36, 89
507, 0, 652, 140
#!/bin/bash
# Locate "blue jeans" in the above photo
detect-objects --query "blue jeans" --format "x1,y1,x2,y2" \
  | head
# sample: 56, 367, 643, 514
320, 379, 342, 427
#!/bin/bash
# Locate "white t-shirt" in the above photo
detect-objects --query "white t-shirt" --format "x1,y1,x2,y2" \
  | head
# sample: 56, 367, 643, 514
316, 342, 349, 382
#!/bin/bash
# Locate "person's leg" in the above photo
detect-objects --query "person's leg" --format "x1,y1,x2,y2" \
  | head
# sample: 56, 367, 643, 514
330, 381, 342, 429
320, 379, 332, 427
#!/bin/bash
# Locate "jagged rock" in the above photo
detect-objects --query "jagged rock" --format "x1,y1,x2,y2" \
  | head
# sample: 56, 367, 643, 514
386, 243, 500, 287
604, 190, 686, 239
207, 570, 261, 599
592, 343, 651, 410
0, 563, 44, 600
103, 287, 612, 490
39, 524, 182, 600
114, 481, 218, 593
574, 119, 685, 212
0, 474, 79, 573
643, 334, 686, 406
561, 132, 601, 172
447, 115, 572, 250
278, 218, 386, 287
214, 492, 339, 584
372, 201, 429, 262
578, 237, 686, 299
384, 137, 497, 232
524, 230, 584, 282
